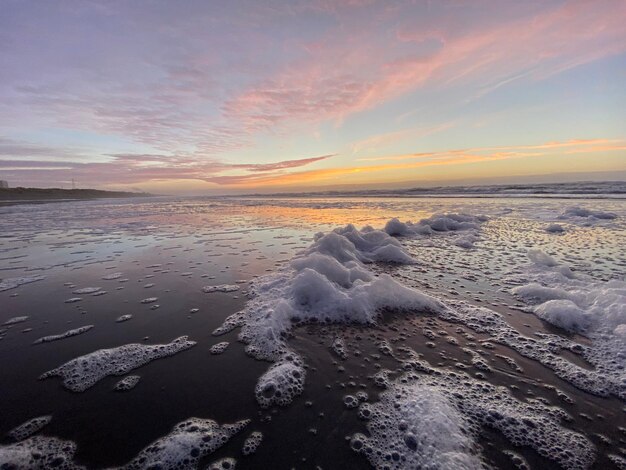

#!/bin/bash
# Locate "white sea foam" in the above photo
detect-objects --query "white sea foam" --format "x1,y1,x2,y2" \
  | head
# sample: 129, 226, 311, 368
384, 214, 487, 252
202, 284, 240, 293
545, 223, 565, 233
351, 361, 595, 470
513, 250, 625, 337
0, 275, 45, 292
208, 214, 624, 469
311, 225, 416, 264
0, 435, 83, 469
526, 248, 559, 267
40, 336, 196, 392
453, 232, 480, 249
102, 272, 123, 280
0, 417, 247, 469
509, 250, 626, 399
123, 418, 249, 469
6, 416, 52, 442
559, 206, 617, 221
114, 375, 141, 391
33, 325, 93, 344
442, 298, 626, 399
241, 431, 263, 455
534, 300, 591, 333
72, 287, 102, 294
210, 342, 229, 355
351, 382, 481, 469
214, 223, 442, 407
207, 457, 237, 470
384, 213, 488, 236
255, 356, 305, 408
331, 337, 348, 359
2, 316, 28, 326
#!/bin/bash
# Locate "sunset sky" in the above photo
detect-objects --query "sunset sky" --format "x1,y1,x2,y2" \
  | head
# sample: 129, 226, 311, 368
1, 0, 625, 193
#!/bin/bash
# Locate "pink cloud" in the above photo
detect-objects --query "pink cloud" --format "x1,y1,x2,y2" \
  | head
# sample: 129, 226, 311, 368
1, 0, 624, 174
224, 0, 626, 133
229, 154, 336, 172
0, 139, 334, 187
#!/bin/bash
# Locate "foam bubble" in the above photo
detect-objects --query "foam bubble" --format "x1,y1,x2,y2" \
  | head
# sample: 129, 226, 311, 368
313, 225, 415, 264
384, 214, 487, 237
202, 285, 240, 293
508, 252, 626, 398
0, 435, 81, 469
0, 275, 45, 292
608, 454, 626, 469
445, 299, 625, 400
207, 457, 237, 470
33, 325, 93, 344
453, 233, 479, 249
255, 357, 305, 408
214, 223, 442, 407
210, 342, 230, 355
559, 206, 616, 221
350, 382, 481, 469
40, 336, 196, 392
352, 360, 595, 470
377, 339, 393, 356
343, 394, 359, 409
7, 416, 52, 442
102, 272, 123, 280
372, 369, 392, 389
241, 431, 263, 455
124, 418, 249, 469
534, 300, 591, 333
503, 450, 531, 470
331, 337, 348, 359
527, 249, 559, 267
114, 375, 140, 391
545, 223, 565, 233
72, 287, 102, 294
461, 348, 491, 372
2, 316, 28, 326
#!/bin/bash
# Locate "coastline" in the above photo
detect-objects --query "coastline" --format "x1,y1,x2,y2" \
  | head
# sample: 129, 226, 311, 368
0, 188, 156, 206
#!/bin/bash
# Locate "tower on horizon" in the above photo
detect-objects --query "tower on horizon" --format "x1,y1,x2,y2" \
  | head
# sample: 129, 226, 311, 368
0, 180, 8, 189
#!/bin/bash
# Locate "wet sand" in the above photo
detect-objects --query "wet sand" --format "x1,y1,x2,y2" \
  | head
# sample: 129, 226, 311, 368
1, 196, 624, 469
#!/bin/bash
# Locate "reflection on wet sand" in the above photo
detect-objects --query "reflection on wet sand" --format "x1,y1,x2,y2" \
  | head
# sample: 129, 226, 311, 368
0, 196, 624, 469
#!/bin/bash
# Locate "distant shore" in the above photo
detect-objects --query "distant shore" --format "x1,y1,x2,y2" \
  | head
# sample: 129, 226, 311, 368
0, 187, 155, 205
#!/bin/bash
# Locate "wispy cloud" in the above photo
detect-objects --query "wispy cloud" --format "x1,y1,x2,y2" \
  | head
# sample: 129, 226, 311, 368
3, 2, 625, 153
350, 123, 455, 154
230, 155, 335, 172
1, 1, 624, 189
357, 139, 626, 162
227, 138, 626, 187
0, 138, 334, 187
223, 1, 626, 135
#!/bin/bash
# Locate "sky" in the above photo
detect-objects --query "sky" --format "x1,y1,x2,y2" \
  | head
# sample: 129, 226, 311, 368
0, 0, 625, 194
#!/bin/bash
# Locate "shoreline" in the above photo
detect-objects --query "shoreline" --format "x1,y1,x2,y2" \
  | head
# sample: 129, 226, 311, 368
0, 188, 156, 206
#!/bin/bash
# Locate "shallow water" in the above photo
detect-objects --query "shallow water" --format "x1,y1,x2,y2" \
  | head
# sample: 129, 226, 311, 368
1, 195, 625, 469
